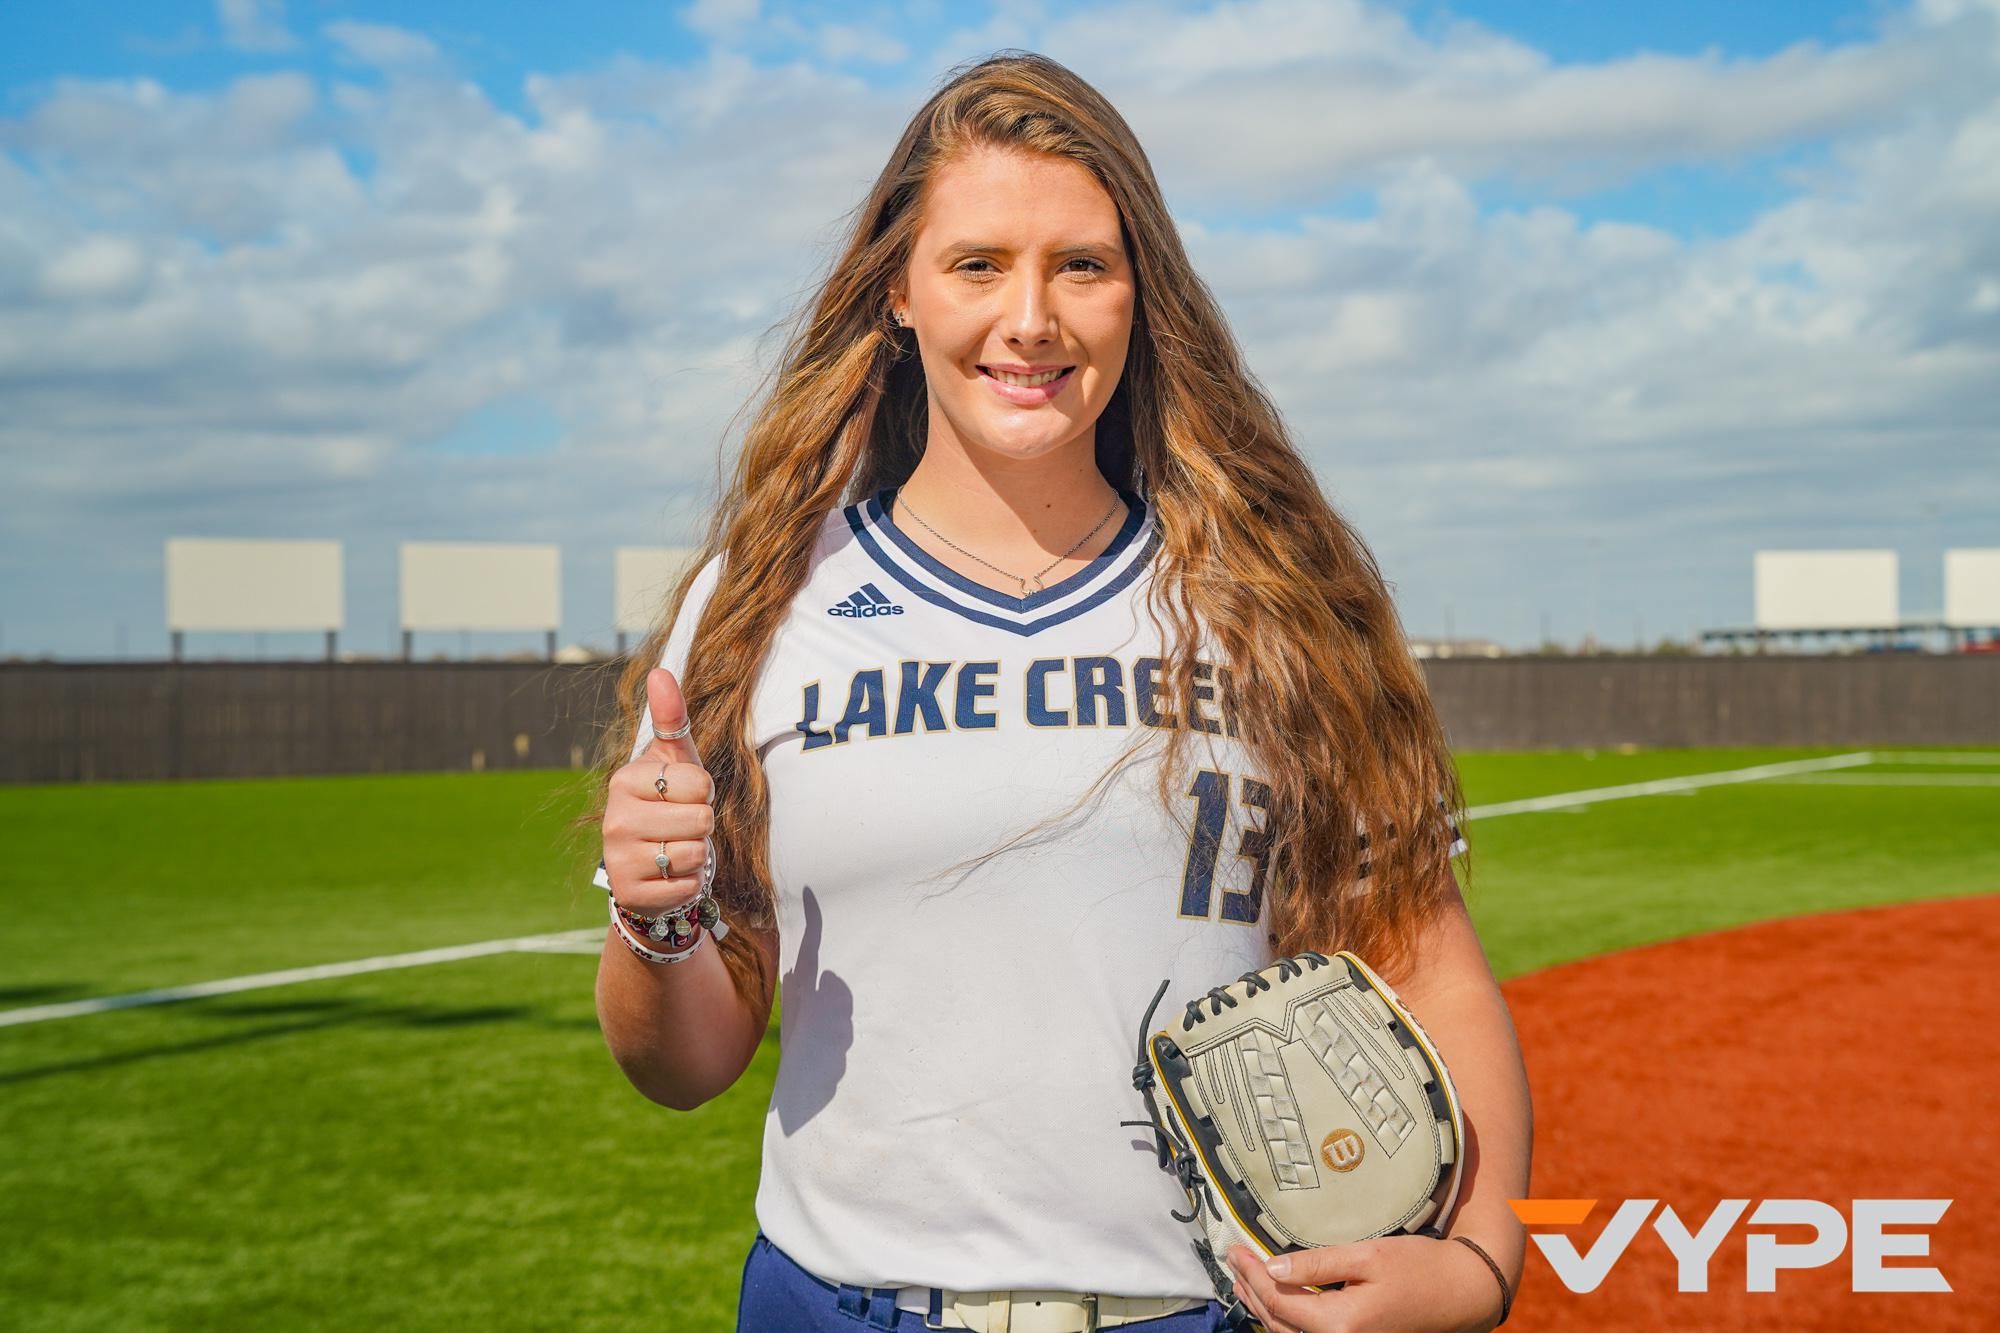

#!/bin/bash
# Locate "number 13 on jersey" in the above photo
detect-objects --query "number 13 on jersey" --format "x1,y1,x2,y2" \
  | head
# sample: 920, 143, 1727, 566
1178, 768, 1271, 925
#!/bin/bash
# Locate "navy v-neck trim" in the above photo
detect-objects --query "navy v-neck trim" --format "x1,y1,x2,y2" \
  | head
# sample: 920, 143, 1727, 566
841, 485, 1159, 636
867, 485, 1147, 612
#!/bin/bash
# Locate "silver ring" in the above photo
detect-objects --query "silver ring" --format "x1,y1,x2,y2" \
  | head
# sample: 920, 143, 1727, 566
655, 842, 673, 877
652, 720, 691, 741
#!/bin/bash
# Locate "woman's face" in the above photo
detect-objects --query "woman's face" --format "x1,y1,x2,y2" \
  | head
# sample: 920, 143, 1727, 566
897, 145, 1136, 469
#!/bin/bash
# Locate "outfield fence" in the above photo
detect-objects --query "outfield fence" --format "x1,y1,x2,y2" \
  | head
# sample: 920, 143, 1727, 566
1423, 653, 2000, 750
2, 654, 1995, 783
0, 661, 623, 783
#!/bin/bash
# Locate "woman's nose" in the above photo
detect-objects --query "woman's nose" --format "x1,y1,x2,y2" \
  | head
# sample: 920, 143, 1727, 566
997, 273, 1059, 344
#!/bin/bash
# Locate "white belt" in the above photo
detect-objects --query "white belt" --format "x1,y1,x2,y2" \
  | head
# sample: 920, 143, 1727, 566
892, 1285, 1206, 1331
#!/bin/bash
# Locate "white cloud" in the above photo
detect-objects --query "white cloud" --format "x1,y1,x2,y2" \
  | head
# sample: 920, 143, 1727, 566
39, 235, 150, 302
322, 20, 441, 68
816, 24, 911, 65
9, 73, 349, 244
1043, 0, 1998, 198
215, 0, 297, 54
681, 0, 762, 41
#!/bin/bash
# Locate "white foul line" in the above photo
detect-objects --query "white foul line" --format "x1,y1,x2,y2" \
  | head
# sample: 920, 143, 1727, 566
0, 928, 604, 1029
0, 749, 1934, 1031
1857, 751, 2000, 766
1762, 772, 2000, 788
1461, 751, 1877, 819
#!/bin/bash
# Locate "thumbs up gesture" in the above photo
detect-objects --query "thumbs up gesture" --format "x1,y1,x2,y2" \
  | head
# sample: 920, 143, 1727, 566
602, 668, 716, 919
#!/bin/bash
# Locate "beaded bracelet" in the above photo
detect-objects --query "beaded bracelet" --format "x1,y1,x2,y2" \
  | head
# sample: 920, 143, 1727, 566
594, 859, 729, 946
613, 900, 703, 949
1450, 1234, 1513, 1328
608, 895, 705, 965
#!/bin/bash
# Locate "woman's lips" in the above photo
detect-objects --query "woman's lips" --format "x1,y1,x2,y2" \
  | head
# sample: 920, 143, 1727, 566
979, 365, 1075, 405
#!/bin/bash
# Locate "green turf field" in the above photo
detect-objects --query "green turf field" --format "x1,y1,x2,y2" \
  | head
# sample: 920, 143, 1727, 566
2, 748, 1995, 1329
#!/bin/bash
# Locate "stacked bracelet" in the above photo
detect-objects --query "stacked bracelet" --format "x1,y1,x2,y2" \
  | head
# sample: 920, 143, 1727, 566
1449, 1235, 1513, 1328
595, 857, 731, 966
613, 899, 706, 949
608, 895, 704, 965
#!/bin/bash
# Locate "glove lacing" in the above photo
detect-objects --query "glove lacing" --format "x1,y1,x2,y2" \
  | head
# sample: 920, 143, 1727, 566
1123, 976, 1211, 1223
1121, 953, 1335, 1225
1179, 951, 1332, 1029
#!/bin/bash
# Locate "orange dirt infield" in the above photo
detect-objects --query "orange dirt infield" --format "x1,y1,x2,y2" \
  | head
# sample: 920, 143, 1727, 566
1498, 893, 1998, 1331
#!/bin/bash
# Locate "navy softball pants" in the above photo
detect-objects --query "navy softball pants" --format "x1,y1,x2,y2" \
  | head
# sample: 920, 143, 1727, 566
735, 1230, 1234, 1331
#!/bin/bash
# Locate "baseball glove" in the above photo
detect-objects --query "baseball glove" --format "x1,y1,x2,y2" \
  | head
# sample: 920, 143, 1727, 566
1123, 950, 1464, 1328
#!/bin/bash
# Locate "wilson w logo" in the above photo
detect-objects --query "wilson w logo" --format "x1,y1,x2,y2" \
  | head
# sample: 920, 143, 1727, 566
1319, 1130, 1365, 1172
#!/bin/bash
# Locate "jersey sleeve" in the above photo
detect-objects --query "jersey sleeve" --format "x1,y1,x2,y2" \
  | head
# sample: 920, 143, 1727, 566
1346, 789, 1467, 897
595, 551, 724, 894
1439, 791, 1468, 857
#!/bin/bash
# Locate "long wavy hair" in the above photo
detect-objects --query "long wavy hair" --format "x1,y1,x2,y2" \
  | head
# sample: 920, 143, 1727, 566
583, 50, 1469, 1015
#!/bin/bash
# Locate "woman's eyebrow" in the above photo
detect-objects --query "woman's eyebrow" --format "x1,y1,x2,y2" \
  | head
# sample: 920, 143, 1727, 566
939, 239, 1123, 259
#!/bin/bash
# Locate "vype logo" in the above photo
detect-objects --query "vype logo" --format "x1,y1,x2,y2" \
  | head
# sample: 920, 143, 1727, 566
1510, 1198, 1953, 1293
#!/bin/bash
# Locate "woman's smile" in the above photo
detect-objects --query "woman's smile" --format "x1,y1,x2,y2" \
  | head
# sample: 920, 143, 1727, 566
977, 362, 1077, 405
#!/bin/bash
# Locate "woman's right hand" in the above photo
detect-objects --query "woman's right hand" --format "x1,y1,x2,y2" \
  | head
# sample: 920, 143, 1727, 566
602, 668, 716, 918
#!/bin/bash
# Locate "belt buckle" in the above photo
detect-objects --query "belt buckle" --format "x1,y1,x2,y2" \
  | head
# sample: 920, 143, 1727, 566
1081, 1292, 1099, 1333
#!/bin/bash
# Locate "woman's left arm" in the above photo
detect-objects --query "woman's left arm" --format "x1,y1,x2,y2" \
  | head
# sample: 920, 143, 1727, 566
1387, 872, 1532, 1293
1228, 875, 1533, 1332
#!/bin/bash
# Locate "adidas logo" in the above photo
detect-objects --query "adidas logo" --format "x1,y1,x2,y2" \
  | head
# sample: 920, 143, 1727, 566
826, 582, 905, 618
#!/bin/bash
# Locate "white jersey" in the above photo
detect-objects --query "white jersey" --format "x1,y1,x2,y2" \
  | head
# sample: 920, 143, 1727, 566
624, 484, 1300, 1298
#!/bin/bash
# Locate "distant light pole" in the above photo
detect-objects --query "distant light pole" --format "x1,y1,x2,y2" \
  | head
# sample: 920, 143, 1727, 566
1922, 500, 1943, 653
1586, 535, 1603, 655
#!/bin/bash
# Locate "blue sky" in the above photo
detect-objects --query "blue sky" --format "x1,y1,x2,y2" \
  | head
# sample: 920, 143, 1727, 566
0, 0, 1884, 237
2, 0, 1995, 658
1, 2, 1890, 93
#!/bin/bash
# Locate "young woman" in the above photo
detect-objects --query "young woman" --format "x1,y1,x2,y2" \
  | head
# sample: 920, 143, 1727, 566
590, 50, 1530, 1333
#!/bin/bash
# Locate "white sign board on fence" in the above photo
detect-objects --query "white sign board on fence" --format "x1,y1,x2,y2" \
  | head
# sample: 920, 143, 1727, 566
614, 547, 701, 634
1753, 550, 1898, 630
1944, 549, 2000, 627
400, 543, 560, 631
166, 538, 344, 632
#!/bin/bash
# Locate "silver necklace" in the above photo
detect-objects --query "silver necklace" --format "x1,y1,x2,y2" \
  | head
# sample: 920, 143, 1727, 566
895, 489, 1123, 599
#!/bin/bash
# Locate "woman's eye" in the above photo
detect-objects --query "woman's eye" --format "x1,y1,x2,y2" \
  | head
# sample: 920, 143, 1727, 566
952, 258, 1107, 276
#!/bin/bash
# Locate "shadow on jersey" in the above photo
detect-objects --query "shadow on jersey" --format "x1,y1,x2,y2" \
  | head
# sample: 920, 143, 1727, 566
777, 885, 855, 1135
